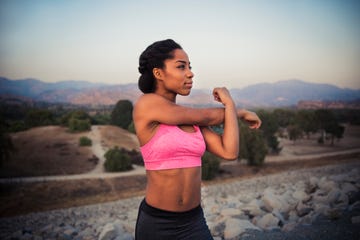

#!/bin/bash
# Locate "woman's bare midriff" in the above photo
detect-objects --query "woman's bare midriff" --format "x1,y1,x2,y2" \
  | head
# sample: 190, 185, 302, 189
145, 167, 202, 212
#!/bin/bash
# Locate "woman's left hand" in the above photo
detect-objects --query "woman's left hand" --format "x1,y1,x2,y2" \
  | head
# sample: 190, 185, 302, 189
240, 110, 262, 129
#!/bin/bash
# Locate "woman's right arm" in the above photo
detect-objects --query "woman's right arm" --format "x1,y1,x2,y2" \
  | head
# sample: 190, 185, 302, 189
133, 93, 225, 127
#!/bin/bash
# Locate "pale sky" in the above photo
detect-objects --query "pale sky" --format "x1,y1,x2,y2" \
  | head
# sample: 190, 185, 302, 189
0, 0, 359, 89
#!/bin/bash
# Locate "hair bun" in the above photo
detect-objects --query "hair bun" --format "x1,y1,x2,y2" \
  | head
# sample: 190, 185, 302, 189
138, 66, 146, 74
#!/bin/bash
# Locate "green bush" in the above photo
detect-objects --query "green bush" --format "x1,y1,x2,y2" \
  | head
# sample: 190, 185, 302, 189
69, 118, 91, 132
111, 100, 133, 129
79, 136, 92, 146
239, 122, 267, 166
104, 147, 133, 172
201, 151, 220, 180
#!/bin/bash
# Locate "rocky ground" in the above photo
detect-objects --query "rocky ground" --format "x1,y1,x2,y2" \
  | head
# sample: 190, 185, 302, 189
1, 162, 359, 240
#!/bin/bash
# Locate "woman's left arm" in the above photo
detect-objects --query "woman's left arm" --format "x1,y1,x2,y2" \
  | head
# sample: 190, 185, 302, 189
201, 88, 239, 160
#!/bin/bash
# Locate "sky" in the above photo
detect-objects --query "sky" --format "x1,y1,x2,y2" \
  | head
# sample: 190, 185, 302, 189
0, 0, 359, 90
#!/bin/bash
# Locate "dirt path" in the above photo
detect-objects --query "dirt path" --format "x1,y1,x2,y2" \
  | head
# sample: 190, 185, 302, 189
86, 125, 106, 174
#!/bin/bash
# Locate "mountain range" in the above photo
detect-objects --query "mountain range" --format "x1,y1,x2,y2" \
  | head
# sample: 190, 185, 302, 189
1, 77, 359, 108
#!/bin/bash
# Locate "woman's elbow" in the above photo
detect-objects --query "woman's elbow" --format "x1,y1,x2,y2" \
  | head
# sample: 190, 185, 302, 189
222, 152, 239, 161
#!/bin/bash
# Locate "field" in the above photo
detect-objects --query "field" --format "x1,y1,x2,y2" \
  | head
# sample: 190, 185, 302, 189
0, 124, 359, 217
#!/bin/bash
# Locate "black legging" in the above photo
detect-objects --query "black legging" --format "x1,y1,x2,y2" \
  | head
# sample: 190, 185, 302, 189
135, 199, 214, 240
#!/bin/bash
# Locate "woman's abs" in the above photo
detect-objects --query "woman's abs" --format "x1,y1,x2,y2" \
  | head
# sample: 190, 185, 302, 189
145, 167, 202, 212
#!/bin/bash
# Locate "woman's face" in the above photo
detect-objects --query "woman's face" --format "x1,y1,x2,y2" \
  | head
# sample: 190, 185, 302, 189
156, 49, 194, 97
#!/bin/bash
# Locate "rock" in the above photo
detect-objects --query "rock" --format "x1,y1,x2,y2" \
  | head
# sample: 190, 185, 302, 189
241, 199, 264, 217
327, 188, 342, 205
347, 191, 360, 204
313, 203, 331, 216
318, 178, 337, 193
299, 212, 319, 225
262, 188, 285, 212
288, 210, 299, 222
282, 222, 297, 232
312, 189, 329, 204
272, 209, 286, 225
220, 207, 242, 217
351, 216, 360, 224
254, 213, 280, 230
308, 176, 319, 190
341, 182, 358, 194
296, 201, 313, 217
98, 223, 117, 240
292, 189, 310, 202
223, 218, 260, 239
349, 201, 360, 211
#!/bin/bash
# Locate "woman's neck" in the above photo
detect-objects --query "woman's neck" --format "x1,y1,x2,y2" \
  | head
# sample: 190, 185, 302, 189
155, 89, 177, 103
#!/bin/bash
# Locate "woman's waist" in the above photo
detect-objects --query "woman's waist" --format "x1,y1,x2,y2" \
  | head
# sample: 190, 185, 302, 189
145, 169, 202, 211
140, 198, 202, 219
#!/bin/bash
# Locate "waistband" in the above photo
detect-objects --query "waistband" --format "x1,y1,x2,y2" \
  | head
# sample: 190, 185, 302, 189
140, 199, 202, 220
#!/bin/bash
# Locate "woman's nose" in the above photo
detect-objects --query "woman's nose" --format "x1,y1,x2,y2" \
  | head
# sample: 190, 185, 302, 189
187, 69, 194, 78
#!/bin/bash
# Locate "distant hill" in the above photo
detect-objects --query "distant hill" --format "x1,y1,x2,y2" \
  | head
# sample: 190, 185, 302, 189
1, 77, 359, 107
230, 79, 360, 107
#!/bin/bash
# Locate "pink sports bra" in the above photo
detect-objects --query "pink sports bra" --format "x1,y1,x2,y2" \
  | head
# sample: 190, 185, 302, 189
140, 124, 206, 170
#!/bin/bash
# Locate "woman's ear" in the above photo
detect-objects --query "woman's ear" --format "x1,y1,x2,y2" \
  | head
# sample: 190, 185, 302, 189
153, 68, 163, 80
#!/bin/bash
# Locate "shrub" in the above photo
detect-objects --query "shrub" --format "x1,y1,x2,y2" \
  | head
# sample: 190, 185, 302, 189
104, 147, 133, 172
79, 136, 92, 146
69, 118, 91, 132
111, 100, 133, 129
201, 151, 220, 180
239, 122, 267, 166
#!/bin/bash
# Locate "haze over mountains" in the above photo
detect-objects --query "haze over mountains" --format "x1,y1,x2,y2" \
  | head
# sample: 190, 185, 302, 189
1, 77, 359, 108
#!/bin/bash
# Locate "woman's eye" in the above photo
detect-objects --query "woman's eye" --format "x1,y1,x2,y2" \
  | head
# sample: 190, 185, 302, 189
177, 65, 186, 69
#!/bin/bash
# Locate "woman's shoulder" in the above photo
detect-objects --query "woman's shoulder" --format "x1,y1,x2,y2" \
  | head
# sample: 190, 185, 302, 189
135, 93, 172, 109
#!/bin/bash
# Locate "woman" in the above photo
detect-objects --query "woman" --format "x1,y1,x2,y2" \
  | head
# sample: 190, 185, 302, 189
133, 39, 261, 240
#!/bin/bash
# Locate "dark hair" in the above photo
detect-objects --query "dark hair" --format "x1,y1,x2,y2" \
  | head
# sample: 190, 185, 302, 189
138, 39, 182, 93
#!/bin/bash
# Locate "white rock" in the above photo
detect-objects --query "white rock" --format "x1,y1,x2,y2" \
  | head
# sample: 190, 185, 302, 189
223, 218, 260, 239
255, 213, 280, 230
98, 221, 126, 240
99, 223, 116, 240
220, 208, 242, 217
292, 189, 310, 202
241, 199, 264, 217
288, 210, 299, 222
296, 201, 313, 217
262, 188, 283, 212
309, 176, 319, 189
312, 189, 329, 204
318, 178, 337, 193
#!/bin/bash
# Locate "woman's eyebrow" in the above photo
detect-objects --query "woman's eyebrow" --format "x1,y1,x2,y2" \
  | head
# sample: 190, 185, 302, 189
175, 60, 190, 64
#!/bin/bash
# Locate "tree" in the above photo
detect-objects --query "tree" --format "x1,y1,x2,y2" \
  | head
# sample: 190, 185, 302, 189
273, 108, 295, 128
287, 124, 302, 143
69, 118, 91, 132
111, 100, 133, 129
0, 118, 16, 166
60, 110, 91, 127
256, 109, 280, 153
314, 109, 344, 145
25, 109, 54, 128
201, 151, 220, 180
294, 110, 317, 139
239, 122, 267, 166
